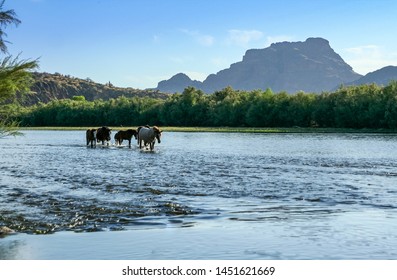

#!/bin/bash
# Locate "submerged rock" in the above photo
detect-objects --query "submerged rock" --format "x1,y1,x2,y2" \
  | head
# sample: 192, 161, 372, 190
0, 226, 15, 236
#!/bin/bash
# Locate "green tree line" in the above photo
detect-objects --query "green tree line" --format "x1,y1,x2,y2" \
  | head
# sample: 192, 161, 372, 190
11, 82, 397, 129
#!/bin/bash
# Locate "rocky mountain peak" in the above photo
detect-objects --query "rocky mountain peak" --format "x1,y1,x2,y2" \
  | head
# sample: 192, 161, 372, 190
157, 73, 201, 93
346, 65, 397, 86
157, 37, 362, 93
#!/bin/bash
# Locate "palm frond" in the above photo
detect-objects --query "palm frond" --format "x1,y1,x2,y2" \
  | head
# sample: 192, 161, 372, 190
0, 119, 23, 138
0, 55, 39, 103
0, 0, 21, 53
0, 0, 21, 27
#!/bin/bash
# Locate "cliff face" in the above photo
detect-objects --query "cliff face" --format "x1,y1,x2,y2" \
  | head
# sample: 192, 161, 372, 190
157, 37, 362, 93
21, 72, 168, 106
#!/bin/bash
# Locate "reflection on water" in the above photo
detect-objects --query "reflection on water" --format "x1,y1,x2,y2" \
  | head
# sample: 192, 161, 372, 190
1, 131, 397, 259
0, 238, 26, 259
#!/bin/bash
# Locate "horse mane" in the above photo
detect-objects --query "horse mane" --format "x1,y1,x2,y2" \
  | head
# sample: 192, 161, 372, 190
152, 126, 161, 133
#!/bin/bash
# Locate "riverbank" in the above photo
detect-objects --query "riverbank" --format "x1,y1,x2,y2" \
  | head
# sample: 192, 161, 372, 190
17, 126, 397, 133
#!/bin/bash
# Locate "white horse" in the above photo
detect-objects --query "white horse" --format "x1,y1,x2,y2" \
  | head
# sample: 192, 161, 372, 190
137, 126, 162, 151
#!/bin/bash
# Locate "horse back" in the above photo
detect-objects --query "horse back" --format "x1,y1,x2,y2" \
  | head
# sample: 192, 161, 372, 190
138, 127, 153, 141
97, 126, 111, 141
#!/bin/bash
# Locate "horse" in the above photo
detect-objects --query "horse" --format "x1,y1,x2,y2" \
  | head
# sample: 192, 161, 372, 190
137, 125, 149, 145
96, 126, 112, 145
138, 126, 162, 151
86, 129, 96, 148
114, 129, 138, 148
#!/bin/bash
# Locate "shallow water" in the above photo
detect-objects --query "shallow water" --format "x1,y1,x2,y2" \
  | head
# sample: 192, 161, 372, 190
1, 130, 397, 259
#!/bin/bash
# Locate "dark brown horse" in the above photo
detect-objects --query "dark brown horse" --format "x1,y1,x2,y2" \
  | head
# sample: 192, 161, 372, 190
86, 129, 96, 148
96, 126, 112, 145
114, 129, 138, 148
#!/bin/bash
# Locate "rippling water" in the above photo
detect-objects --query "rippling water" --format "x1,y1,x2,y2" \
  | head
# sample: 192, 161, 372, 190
1, 130, 397, 259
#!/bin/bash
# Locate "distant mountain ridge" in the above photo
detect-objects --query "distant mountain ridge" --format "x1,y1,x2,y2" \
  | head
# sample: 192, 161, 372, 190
157, 73, 202, 93
22, 39, 397, 106
156, 37, 394, 93
21, 72, 168, 106
345, 66, 397, 86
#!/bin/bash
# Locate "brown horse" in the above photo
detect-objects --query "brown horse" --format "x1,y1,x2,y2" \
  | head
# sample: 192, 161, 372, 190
114, 129, 138, 148
138, 126, 162, 151
96, 126, 112, 145
86, 129, 96, 148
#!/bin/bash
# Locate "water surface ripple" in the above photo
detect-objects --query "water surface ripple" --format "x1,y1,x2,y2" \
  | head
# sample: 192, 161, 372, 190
1, 131, 397, 258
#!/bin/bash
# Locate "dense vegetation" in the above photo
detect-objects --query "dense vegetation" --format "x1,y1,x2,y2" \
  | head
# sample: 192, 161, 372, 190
11, 82, 397, 129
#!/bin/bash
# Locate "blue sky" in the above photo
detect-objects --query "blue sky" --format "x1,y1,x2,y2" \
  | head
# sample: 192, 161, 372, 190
4, 0, 397, 89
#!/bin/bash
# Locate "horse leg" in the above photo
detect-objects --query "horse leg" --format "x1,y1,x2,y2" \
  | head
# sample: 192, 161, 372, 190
128, 139, 131, 148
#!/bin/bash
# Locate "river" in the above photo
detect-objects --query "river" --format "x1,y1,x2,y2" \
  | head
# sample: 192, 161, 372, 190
1, 130, 397, 259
